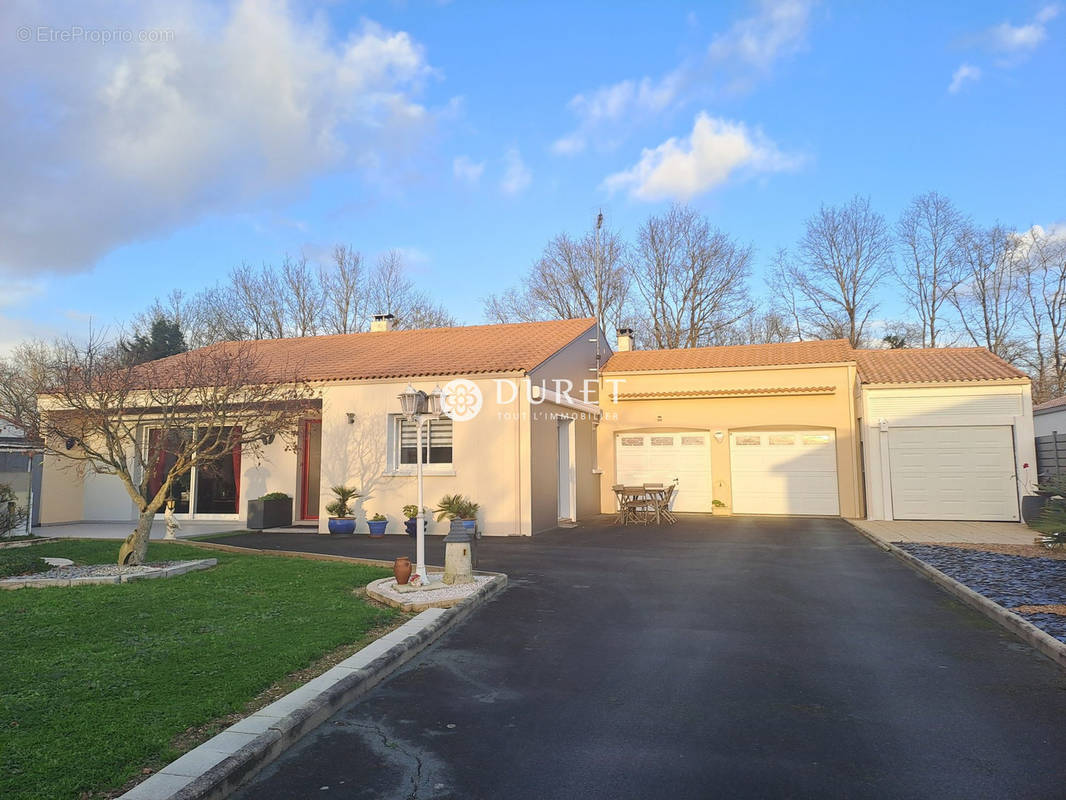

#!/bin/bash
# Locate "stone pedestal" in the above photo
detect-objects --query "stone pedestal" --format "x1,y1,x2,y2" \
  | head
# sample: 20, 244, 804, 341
443, 520, 474, 585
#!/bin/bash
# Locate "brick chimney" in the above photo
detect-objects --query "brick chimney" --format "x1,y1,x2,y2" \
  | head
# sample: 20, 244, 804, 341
371, 313, 395, 332
616, 327, 634, 352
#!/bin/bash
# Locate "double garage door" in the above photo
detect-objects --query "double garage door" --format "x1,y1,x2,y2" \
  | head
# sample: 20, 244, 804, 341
887, 425, 1019, 521
615, 429, 840, 515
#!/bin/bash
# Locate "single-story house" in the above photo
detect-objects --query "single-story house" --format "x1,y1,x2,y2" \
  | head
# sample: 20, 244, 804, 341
598, 333, 1035, 522
39, 317, 603, 536
1033, 395, 1066, 438
39, 318, 1036, 532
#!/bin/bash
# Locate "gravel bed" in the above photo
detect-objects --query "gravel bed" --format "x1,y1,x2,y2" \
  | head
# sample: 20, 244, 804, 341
368, 573, 495, 606
899, 544, 1066, 642
0, 561, 198, 583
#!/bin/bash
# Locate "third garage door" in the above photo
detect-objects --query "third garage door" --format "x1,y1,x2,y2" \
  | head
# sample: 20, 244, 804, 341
888, 425, 1019, 521
729, 430, 840, 515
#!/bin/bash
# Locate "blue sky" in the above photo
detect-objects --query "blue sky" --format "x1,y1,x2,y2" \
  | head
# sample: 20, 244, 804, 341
2, 0, 1064, 348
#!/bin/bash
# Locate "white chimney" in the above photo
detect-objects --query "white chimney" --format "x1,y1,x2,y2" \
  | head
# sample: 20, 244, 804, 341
616, 327, 634, 352
371, 313, 395, 332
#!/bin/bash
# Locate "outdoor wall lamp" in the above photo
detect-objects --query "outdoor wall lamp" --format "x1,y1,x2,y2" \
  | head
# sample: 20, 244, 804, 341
64, 437, 77, 450
713, 431, 724, 443
346, 412, 355, 424
261, 433, 275, 445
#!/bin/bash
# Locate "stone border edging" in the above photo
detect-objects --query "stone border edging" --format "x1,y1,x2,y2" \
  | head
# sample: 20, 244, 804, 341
174, 538, 408, 569
367, 572, 506, 612
0, 537, 56, 549
847, 521, 1066, 671
119, 572, 507, 800
0, 558, 217, 590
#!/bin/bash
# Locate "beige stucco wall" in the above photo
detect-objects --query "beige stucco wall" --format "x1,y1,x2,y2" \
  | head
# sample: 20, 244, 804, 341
39, 452, 85, 524
597, 363, 864, 518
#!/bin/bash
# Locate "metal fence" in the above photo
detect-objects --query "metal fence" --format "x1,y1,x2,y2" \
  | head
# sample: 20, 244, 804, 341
1035, 432, 1066, 480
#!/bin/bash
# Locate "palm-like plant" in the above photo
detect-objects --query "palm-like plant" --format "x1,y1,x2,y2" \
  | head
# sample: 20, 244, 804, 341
434, 494, 479, 522
325, 485, 361, 518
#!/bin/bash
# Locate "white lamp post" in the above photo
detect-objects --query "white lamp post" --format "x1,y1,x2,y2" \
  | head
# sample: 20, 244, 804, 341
399, 383, 443, 587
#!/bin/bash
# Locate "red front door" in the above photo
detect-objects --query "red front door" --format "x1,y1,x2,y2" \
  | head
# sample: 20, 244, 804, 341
300, 420, 322, 520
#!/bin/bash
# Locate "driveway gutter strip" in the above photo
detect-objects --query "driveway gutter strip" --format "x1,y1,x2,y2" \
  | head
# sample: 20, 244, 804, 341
118, 573, 507, 800
847, 521, 1066, 671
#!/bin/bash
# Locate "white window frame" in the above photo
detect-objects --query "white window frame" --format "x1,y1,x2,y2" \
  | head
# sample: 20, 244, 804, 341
385, 414, 456, 476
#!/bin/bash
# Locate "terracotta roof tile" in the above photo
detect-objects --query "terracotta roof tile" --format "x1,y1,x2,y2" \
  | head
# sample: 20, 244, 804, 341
149, 318, 597, 385
615, 386, 836, 400
852, 347, 1027, 384
602, 339, 854, 373
603, 338, 1028, 385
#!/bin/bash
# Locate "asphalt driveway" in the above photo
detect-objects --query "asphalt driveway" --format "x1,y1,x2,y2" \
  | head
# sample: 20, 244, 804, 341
214, 517, 1066, 799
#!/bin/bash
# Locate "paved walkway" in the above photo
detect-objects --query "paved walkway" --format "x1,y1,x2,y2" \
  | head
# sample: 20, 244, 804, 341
210, 517, 1066, 800
849, 518, 1034, 545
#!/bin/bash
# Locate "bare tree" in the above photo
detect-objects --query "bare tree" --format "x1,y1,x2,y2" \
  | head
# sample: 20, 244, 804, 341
896, 192, 965, 347
483, 224, 630, 335
630, 205, 752, 348
281, 255, 323, 338
950, 223, 1023, 361
720, 308, 794, 346
24, 335, 313, 565
767, 249, 804, 341
320, 245, 368, 335
1017, 226, 1066, 401
368, 250, 457, 329
787, 195, 893, 347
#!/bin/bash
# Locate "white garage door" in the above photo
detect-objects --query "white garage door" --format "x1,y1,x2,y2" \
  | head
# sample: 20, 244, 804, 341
615, 432, 712, 512
888, 426, 1019, 521
729, 430, 840, 516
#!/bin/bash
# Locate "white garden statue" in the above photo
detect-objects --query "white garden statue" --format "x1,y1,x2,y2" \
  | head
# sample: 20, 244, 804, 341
164, 498, 181, 541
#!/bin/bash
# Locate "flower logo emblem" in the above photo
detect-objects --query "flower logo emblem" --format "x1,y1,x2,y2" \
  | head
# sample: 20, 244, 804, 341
441, 379, 483, 422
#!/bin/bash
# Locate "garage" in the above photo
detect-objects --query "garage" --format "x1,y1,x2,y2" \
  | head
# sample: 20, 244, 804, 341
729, 430, 840, 516
615, 432, 712, 512
887, 425, 1020, 521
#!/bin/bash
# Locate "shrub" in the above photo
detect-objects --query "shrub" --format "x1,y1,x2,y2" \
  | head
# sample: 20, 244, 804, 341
369, 513, 387, 522
259, 491, 291, 501
0, 483, 29, 538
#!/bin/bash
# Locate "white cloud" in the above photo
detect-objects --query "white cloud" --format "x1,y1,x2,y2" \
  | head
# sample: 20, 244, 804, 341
986, 4, 1059, 54
0, 0, 436, 274
499, 148, 532, 196
552, 1, 814, 156
707, 0, 814, 71
948, 63, 981, 93
452, 155, 485, 185
602, 113, 799, 201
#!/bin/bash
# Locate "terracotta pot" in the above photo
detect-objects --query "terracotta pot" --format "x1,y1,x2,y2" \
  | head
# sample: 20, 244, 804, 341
393, 556, 412, 585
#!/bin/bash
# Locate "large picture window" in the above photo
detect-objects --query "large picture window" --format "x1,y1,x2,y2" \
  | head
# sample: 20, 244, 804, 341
393, 416, 453, 469
145, 426, 242, 516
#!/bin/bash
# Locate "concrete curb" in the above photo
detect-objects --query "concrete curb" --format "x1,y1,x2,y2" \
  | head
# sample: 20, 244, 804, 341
367, 571, 507, 612
0, 537, 56, 549
118, 572, 507, 800
0, 559, 217, 590
847, 521, 1066, 671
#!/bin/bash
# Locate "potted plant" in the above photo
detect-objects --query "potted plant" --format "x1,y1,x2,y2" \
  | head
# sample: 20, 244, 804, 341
434, 494, 480, 536
325, 485, 361, 534
247, 491, 293, 530
712, 499, 728, 515
367, 513, 388, 537
402, 505, 425, 537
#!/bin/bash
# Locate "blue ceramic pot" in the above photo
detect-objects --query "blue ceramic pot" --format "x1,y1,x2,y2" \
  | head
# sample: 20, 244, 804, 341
328, 517, 356, 535
367, 519, 388, 537
462, 519, 477, 536
404, 518, 418, 537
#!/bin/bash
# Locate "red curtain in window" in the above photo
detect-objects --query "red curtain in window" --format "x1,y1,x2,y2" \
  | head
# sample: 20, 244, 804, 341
231, 427, 242, 504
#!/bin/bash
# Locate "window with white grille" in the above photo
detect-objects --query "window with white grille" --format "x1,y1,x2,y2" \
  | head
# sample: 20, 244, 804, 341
393, 416, 453, 468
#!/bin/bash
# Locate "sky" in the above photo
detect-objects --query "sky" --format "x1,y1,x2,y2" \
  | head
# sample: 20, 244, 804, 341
1, 0, 1064, 350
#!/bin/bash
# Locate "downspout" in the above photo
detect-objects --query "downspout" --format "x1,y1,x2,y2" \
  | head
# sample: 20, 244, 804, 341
515, 373, 523, 536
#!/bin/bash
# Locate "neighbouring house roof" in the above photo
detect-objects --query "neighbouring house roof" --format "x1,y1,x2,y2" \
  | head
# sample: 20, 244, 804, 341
852, 347, 1028, 385
147, 318, 598, 385
602, 340, 855, 373
603, 339, 1028, 386
1034, 396, 1066, 414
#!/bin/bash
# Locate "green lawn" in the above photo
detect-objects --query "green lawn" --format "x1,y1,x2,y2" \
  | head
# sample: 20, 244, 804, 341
0, 539, 402, 800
